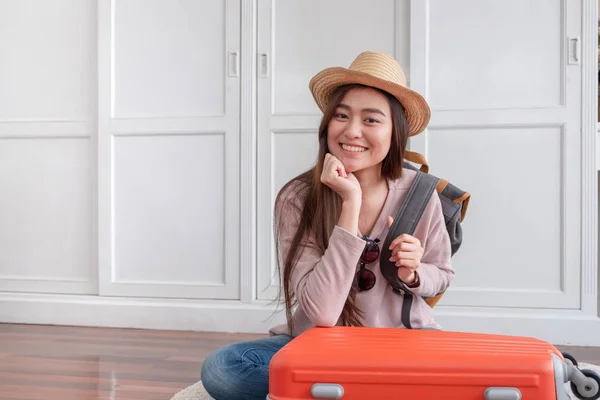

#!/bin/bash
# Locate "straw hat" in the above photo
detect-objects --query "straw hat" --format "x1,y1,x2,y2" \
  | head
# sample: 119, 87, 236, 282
309, 51, 430, 136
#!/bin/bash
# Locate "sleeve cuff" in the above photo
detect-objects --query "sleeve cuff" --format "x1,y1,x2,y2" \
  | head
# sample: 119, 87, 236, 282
331, 225, 366, 250
403, 271, 421, 289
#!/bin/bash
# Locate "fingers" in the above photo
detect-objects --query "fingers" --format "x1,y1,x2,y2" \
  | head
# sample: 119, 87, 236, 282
388, 233, 423, 269
390, 240, 421, 254
389, 249, 421, 267
392, 255, 420, 269
389, 242, 420, 257
388, 233, 421, 251
323, 153, 347, 178
319, 154, 362, 201
389, 246, 421, 261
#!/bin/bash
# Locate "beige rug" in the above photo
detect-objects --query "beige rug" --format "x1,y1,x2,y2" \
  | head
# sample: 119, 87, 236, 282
170, 362, 600, 400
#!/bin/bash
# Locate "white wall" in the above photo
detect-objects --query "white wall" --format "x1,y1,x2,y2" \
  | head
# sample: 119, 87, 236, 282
0, 0, 97, 295
0, 0, 598, 346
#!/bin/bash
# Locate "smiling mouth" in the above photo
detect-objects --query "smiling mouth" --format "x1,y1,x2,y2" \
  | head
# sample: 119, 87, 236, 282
341, 143, 367, 153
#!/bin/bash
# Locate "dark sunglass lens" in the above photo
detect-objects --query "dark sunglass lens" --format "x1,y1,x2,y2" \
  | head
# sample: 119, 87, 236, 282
361, 240, 380, 263
358, 268, 376, 290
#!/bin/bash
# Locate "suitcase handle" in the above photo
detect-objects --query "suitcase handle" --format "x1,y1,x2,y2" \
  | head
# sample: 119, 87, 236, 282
484, 387, 522, 400
311, 383, 344, 399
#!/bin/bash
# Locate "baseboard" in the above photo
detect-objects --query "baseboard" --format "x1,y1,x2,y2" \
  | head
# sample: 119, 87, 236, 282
0, 292, 598, 346
0, 292, 288, 333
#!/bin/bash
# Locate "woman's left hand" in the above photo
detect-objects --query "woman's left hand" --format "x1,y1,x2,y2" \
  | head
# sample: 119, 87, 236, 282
386, 216, 423, 284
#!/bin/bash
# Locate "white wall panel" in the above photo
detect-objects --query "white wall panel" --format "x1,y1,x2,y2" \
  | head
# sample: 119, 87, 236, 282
113, 134, 225, 286
410, 0, 584, 314
112, 0, 227, 118
0, 138, 94, 294
428, 0, 562, 110
0, 0, 96, 122
0, 0, 96, 295
272, 0, 408, 115
98, 0, 241, 299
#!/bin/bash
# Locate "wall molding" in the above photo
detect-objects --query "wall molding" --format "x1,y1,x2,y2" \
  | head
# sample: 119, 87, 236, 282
0, 293, 598, 346
0, 121, 92, 137
581, 0, 598, 315
240, 0, 257, 303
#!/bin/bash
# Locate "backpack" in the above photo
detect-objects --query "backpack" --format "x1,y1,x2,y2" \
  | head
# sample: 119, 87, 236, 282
379, 150, 471, 329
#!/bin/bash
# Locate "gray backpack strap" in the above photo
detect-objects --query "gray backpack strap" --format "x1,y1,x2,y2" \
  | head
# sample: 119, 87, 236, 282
380, 170, 439, 329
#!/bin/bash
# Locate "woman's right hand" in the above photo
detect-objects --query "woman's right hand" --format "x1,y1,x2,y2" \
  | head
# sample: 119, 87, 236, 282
320, 153, 362, 203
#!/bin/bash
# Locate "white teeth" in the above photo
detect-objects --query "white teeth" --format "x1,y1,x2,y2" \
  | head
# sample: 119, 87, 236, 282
341, 144, 366, 152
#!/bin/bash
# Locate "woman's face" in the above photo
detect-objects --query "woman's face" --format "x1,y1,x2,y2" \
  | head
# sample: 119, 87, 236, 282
326, 87, 393, 174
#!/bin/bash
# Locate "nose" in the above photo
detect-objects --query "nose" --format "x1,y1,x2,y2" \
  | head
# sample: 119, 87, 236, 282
344, 118, 362, 139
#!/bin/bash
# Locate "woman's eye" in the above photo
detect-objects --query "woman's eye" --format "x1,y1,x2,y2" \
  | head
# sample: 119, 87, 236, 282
335, 113, 348, 119
365, 118, 379, 124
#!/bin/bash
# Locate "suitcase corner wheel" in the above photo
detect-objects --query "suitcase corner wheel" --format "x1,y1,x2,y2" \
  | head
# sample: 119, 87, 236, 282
561, 352, 600, 400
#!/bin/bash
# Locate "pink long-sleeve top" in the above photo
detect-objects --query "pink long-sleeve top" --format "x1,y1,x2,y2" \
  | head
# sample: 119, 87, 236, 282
269, 168, 455, 337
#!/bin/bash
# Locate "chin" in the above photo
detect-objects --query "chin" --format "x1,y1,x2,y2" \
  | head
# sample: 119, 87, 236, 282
341, 160, 362, 173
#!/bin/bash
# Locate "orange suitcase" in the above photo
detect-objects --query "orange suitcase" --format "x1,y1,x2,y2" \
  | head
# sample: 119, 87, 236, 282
268, 326, 600, 400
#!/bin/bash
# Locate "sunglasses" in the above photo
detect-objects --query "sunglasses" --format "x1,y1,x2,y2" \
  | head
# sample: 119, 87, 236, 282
356, 236, 380, 291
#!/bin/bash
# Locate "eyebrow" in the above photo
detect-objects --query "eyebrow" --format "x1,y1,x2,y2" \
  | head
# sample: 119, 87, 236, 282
337, 103, 386, 117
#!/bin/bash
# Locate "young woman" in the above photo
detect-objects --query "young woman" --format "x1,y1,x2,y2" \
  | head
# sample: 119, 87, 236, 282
199, 51, 454, 400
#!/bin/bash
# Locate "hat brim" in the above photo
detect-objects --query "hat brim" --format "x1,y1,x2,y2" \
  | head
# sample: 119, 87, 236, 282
309, 67, 430, 137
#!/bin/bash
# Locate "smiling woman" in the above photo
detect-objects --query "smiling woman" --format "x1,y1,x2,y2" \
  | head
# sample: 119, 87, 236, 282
198, 51, 455, 400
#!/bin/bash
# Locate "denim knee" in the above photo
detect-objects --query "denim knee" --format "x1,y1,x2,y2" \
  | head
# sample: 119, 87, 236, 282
201, 343, 259, 400
201, 346, 233, 399
200, 336, 291, 400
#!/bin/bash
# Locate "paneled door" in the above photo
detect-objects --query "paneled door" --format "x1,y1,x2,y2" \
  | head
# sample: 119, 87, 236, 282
408, 0, 583, 311
0, 0, 97, 295
256, 0, 411, 300
97, 0, 242, 299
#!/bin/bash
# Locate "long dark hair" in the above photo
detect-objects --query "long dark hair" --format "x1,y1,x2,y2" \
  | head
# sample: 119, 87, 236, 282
274, 84, 409, 333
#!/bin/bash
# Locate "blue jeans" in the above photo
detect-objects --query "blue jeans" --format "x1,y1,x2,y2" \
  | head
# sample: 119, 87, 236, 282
201, 334, 293, 400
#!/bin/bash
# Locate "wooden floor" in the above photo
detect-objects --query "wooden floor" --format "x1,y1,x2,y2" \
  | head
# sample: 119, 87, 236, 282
0, 323, 598, 399
0, 323, 264, 400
